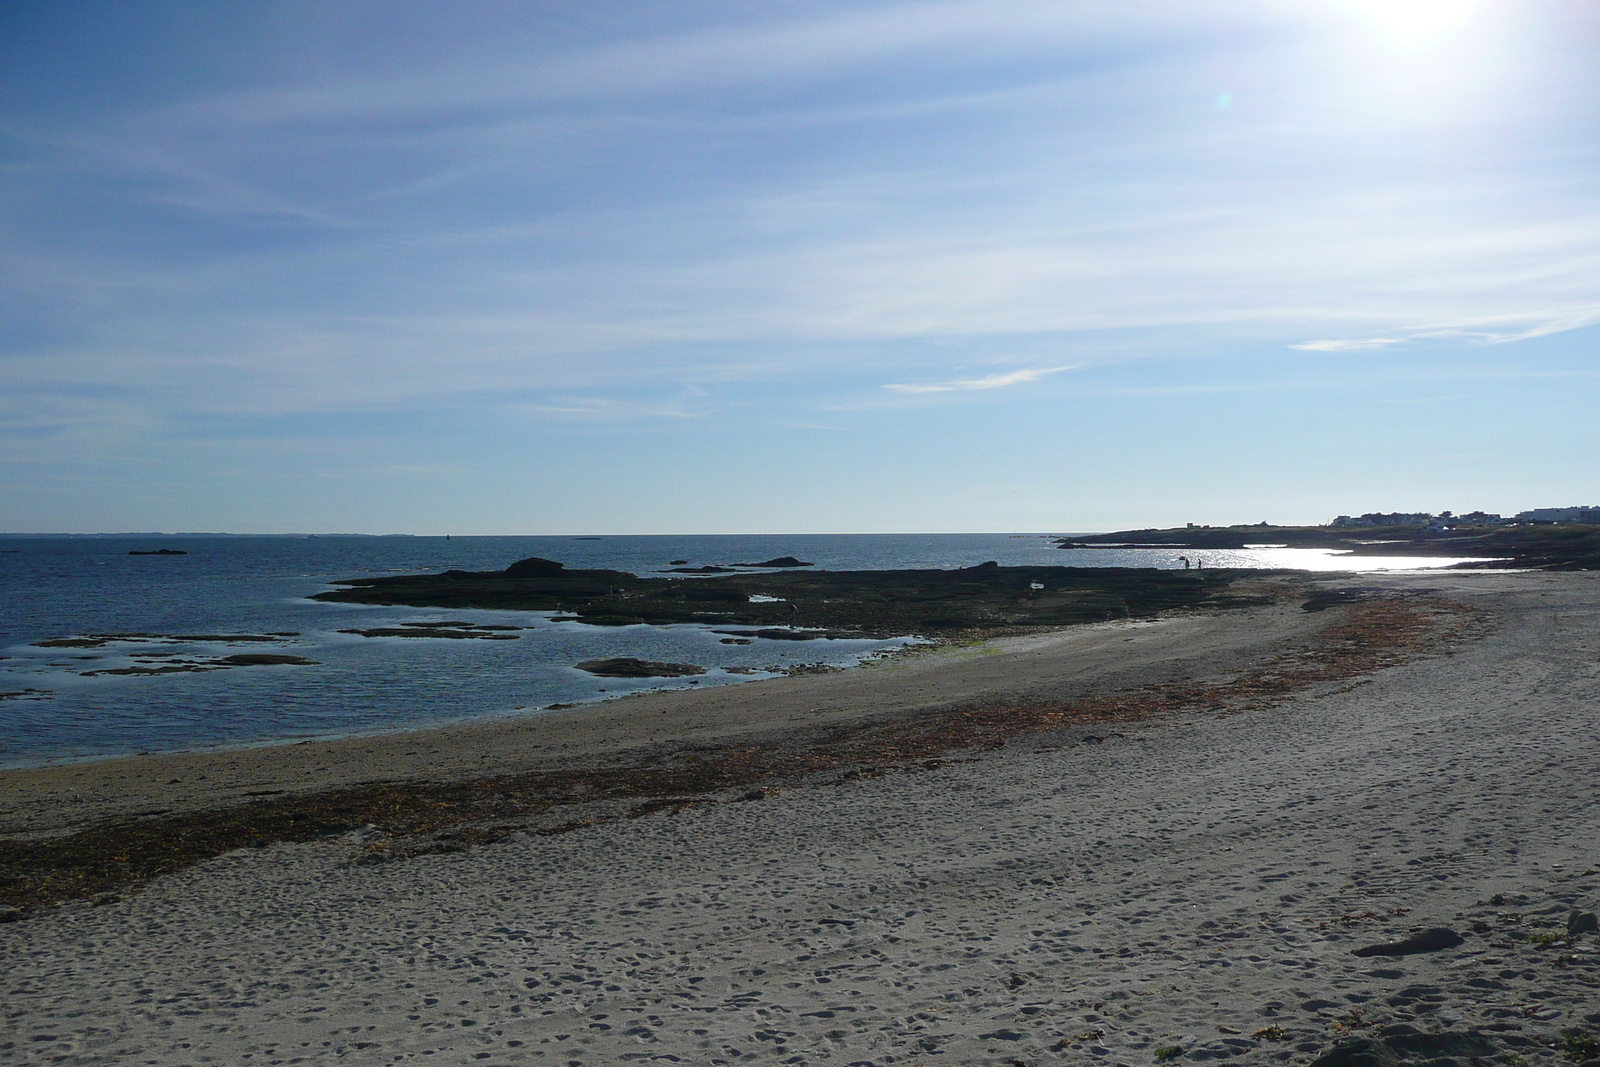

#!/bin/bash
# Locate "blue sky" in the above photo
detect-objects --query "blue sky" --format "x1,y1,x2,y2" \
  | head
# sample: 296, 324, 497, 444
2, 0, 1597, 533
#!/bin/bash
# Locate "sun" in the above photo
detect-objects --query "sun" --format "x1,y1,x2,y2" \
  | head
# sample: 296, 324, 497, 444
1340, 0, 1479, 45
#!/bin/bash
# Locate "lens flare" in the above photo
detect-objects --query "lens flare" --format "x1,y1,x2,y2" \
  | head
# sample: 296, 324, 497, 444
1341, 0, 1479, 44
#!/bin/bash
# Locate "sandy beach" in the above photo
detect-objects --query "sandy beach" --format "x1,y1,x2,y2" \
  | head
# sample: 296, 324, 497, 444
3, 569, 1597, 1066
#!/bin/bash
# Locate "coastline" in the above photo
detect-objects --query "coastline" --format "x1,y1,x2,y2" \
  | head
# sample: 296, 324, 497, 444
0, 575, 1305, 831
3, 569, 1597, 1066
4, 574, 1343, 836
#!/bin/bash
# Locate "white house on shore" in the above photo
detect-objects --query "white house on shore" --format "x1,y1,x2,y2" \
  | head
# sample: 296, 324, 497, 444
1516, 506, 1600, 523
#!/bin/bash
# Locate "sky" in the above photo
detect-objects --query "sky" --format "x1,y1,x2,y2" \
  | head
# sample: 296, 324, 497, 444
1, 0, 1597, 534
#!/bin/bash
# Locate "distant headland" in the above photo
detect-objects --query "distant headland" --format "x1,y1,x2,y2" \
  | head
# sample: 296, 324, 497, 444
1059, 511, 1600, 570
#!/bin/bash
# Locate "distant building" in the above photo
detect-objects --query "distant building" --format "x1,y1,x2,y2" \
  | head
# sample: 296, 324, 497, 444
1329, 512, 1434, 528
1516, 506, 1600, 524
1330, 510, 1516, 528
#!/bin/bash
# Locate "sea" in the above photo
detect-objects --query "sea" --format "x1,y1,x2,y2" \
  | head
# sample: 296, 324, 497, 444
0, 533, 1489, 768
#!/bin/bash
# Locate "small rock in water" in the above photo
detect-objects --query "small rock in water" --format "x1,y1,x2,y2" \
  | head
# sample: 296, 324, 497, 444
1349, 927, 1464, 957
575, 657, 706, 678
220, 654, 318, 667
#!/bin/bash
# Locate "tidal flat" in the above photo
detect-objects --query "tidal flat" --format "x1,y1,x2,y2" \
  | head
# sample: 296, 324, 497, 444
2, 570, 1596, 1067
308, 556, 1260, 633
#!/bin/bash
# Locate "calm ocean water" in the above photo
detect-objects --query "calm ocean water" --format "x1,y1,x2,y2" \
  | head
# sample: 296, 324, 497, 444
0, 533, 1486, 767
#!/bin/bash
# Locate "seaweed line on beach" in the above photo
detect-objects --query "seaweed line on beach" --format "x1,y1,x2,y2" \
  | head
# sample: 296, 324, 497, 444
0, 597, 1480, 918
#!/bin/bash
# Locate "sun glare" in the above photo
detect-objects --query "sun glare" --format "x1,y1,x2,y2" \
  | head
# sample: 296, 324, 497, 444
1341, 0, 1480, 45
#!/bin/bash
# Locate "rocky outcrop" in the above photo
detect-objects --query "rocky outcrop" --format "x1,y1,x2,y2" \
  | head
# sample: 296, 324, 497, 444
504, 557, 566, 577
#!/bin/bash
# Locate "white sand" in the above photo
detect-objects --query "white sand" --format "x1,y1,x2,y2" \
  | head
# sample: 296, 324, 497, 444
3, 570, 1598, 1066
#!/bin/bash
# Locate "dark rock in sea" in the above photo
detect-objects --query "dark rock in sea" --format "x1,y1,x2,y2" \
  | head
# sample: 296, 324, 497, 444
735, 557, 814, 568
337, 622, 520, 640
575, 657, 706, 678
82, 652, 317, 676
35, 632, 291, 649
1350, 928, 1464, 957
669, 559, 689, 565
666, 565, 735, 573
712, 628, 825, 641
129, 549, 187, 556
1569, 910, 1599, 937
504, 557, 566, 577
720, 637, 753, 645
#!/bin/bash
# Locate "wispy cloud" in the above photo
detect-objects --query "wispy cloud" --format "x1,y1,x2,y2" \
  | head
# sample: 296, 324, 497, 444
1291, 337, 1404, 351
1293, 304, 1600, 353
885, 366, 1075, 393
3, 2, 1599, 531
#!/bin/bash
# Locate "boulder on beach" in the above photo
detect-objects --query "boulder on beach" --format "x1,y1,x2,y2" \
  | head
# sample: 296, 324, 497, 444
504, 557, 566, 577
575, 657, 706, 678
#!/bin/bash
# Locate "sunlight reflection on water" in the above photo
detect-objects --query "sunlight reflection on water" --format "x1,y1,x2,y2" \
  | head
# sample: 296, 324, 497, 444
1054, 546, 1495, 571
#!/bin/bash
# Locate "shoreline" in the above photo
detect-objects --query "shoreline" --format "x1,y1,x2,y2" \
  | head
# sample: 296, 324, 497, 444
4, 570, 1596, 1067
0, 628, 943, 776
1, 572, 1470, 860
0, 563, 1467, 777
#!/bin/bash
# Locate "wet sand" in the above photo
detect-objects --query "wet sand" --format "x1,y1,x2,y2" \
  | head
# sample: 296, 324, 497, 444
2, 570, 1598, 1066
